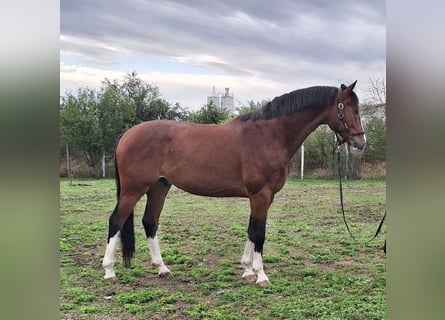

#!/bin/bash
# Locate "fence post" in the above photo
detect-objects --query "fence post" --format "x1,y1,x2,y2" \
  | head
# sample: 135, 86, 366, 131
101, 151, 106, 178
300, 143, 304, 180
66, 143, 73, 186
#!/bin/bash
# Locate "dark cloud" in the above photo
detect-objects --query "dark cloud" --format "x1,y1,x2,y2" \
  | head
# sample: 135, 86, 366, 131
61, 0, 385, 93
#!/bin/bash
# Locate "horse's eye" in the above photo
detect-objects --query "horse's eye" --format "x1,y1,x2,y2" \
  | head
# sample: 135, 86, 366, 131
354, 107, 359, 115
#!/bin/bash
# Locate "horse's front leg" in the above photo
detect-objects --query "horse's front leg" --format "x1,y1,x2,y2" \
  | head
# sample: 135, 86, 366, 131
242, 190, 272, 287
241, 238, 256, 282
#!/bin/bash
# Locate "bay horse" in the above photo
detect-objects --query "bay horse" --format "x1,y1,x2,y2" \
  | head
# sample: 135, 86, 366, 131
102, 81, 366, 287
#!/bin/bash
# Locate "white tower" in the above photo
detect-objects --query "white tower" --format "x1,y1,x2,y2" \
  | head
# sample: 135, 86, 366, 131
221, 87, 234, 114
207, 86, 219, 107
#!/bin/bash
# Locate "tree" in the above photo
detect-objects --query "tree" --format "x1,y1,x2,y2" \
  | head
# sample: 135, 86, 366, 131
119, 71, 188, 124
60, 88, 103, 177
60, 72, 190, 178
119, 71, 161, 124
362, 77, 386, 163
364, 77, 386, 114
236, 99, 268, 115
303, 125, 336, 170
363, 114, 386, 163
97, 82, 135, 169
146, 99, 189, 121
188, 102, 230, 124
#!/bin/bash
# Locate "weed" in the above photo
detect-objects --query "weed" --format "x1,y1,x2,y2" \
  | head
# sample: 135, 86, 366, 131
185, 302, 210, 317
162, 247, 195, 266
60, 178, 386, 319
67, 288, 96, 304
123, 303, 144, 313
116, 289, 168, 304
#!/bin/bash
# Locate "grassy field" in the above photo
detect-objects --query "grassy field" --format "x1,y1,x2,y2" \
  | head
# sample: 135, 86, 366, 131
60, 178, 386, 319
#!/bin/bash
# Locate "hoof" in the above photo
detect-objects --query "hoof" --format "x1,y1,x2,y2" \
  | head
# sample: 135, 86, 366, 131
105, 276, 117, 283
243, 274, 257, 283
256, 279, 271, 287
158, 271, 173, 278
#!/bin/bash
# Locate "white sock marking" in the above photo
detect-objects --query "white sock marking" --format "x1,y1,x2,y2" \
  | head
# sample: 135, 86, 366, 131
241, 240, 254, 265
102, 231, 120, 280
147, 235, 171, 275
241, 240, 255, 278
252, 251, 270, 284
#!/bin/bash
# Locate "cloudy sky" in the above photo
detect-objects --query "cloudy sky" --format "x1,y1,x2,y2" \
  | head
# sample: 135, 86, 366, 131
60, 0, 385, 111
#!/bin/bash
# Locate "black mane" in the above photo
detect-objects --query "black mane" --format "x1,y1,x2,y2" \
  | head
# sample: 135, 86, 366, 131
239, 86, 337, 122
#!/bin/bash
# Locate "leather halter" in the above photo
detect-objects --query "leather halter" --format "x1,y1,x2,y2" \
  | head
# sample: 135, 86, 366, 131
335, 87, 365, 145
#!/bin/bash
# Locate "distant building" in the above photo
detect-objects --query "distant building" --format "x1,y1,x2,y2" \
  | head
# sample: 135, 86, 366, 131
221, 87, 234, 114
207, 86, 219, 108
207, 86, 235, 114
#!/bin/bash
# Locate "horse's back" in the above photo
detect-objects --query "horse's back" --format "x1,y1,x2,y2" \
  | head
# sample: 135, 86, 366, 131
118, 120, 237, 154
116, 120, 246, 196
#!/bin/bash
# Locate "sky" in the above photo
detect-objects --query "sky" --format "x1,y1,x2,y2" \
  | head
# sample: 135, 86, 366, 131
60, 0, 385, 111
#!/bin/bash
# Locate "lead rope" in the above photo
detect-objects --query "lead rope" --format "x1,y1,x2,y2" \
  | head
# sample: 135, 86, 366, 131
337, 147, 356, 241
336, 144, 386, 251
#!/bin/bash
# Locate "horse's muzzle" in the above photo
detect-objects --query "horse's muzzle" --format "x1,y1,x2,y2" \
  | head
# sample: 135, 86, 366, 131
352, 138, 366, 150
348, 130, 366, 150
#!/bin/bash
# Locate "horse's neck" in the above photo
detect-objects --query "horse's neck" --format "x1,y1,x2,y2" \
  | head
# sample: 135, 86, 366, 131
234, 108, 329, 161
276, 109, 328, 159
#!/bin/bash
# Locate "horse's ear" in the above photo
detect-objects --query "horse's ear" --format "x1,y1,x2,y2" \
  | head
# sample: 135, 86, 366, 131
341, 84, 347, 90
347, 80, 357, 91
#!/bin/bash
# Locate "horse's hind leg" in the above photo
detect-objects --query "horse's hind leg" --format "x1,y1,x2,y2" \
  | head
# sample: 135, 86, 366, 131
142, 178, 172, 277
102, 205, 121, 281
102, 192, 144, 281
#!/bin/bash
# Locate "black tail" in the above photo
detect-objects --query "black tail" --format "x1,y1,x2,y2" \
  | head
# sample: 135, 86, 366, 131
121, 211, 135, 267
114, 134, 123, 199
114, 134, 135, 267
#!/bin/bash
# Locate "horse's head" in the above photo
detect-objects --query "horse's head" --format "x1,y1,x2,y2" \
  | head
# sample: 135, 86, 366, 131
328, 81, 366, 150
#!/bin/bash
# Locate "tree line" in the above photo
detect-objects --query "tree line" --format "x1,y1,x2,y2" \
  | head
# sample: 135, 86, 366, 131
60, 72, 231, 178
60, 72, 385, 179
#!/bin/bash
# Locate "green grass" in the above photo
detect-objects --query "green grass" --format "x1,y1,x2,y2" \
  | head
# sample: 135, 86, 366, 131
60, 177, 386, 319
